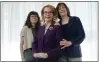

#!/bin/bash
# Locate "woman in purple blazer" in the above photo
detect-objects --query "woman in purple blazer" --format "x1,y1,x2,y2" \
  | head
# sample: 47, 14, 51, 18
32, 5, 62, 62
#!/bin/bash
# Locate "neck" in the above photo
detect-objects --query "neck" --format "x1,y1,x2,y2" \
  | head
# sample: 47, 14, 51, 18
31, 23, 35, 28
45, 21, 51, 27
61, 15, 69, 22
62, 15, 68, 21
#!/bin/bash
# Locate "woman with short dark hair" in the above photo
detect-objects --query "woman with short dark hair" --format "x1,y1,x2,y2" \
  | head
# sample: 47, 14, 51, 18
56, 2, 85, 62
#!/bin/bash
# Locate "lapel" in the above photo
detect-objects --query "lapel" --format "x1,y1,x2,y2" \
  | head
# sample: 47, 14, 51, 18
44, 25, 54, 36
41, 26, 45, 37
43, 25, 54, 44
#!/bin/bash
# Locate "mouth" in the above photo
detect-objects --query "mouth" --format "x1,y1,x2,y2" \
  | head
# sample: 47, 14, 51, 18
60, 10, 66, 13
60, 11, 65, 13
45, 17, 51, 19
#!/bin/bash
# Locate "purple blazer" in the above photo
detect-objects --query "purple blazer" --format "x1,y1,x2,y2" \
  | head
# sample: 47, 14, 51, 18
32, 25, 62, 58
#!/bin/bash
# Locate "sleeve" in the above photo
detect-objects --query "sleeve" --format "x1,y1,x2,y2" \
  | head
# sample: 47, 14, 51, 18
47, 25, 62, 58
32, 38, 38, 54
32, 27, 39, 55
20, 26, 27, 41
71, 17, 85, 46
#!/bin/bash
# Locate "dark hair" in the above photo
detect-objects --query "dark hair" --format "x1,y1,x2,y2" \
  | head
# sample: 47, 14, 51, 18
24, 11, 40, 31
56, 2, 70, 19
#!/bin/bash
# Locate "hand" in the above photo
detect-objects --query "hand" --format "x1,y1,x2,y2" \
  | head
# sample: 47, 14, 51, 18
33, 53, 39, 58
38, 53, 48, 59
33, 53, 48, 59
21, 57, 25, 61
60, 39, 72, 49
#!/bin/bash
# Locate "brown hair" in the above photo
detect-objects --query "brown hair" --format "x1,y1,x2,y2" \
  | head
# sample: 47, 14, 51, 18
24, 11, 40, 31
41, 5, 58, 25
56, 2, 71, 19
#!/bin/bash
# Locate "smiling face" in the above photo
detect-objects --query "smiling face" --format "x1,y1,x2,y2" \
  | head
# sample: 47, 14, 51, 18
30, 15, 38, 25
58, 4, 67, 17
43, 7, 53, 23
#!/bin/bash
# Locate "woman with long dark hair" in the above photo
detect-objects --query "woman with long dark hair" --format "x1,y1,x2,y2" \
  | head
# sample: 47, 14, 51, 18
20, 11, 40, 61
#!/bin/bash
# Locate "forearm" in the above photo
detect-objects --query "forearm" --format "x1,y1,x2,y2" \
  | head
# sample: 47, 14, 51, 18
47, 46, 61, 58
20, 40, 24, 59
20, 45, 24, 58
71, 34, 85, 46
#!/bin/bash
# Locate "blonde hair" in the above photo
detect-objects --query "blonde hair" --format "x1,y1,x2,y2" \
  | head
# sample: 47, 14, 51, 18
41, 5, 58, 26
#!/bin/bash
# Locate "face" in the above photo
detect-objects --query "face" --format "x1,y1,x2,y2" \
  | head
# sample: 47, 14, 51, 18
30, 15, 38, 24
43, 7, 53, 22
58, 4, 67, 17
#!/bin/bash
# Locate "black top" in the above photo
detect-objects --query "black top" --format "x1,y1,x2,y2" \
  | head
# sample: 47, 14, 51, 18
59, 16, 85, 57
31, 27, 36, 39
61, 23, 69, 40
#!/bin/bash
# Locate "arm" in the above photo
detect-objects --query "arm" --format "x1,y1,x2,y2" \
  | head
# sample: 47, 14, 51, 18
32, 38, 38, 54
20, 40, 24, 60
32, 27, 39, 57
47, 25, 62, 58
20, 26, 26, 60
71, 17, 85, 46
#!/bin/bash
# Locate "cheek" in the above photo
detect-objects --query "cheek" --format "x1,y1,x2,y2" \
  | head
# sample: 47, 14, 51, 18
50, 14, 54, 18
30, 18, 38, 22
30, 17, 33, 21
64, 9, 67, 13
44, 15, 46, 18
58, 10, 62, 14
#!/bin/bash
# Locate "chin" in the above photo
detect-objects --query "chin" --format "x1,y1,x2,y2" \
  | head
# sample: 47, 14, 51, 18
45, 19, 52, 22
60, 14, 65, 16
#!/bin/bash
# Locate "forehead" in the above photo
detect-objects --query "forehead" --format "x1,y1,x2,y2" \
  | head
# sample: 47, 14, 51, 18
44, 7, 53, 11
30, 15, 37, 17
58, 4, 65, 8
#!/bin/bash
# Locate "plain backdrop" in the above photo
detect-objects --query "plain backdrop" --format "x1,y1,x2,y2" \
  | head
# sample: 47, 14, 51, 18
1, 2, 98, 61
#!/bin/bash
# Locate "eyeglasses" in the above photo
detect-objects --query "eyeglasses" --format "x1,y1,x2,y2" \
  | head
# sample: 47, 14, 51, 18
43, 11, 53, 14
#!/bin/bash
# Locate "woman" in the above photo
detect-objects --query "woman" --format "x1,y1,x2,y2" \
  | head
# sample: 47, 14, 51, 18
20, 11, 40, 61
32, 5, 62, 62
56, 3, 85, 62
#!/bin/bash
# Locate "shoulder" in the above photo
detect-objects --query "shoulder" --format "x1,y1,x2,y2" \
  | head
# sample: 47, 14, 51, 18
36, 25, 44, 31
70, 16, 81, 23
23, 26, 28, 29
54, 22, 61, 27
21, 26, 29, 31
20, 26, 28, 36
54, 22, 60, 26
40, 24, 44, 28
52, 23, 61, 30
70, 16, 83, 27
70, 16, 80, 20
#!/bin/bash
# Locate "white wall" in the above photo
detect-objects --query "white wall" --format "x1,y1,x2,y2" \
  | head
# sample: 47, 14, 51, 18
1, 2, 98, 61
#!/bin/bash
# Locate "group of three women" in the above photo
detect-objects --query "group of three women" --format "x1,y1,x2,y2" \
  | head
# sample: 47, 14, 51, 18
20, 2, 85, 62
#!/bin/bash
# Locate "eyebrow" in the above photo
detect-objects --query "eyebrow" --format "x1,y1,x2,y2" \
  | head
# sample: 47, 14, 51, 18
31, 15, 37, 16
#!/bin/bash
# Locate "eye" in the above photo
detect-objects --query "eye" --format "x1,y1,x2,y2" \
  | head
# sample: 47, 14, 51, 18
44, 11, 53, 14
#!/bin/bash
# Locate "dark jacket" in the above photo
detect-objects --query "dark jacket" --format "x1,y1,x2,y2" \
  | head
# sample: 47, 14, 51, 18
59, 16, 85, 57
32, 25, 62, 58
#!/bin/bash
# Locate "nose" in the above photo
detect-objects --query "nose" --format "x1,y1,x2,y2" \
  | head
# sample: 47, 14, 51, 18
59, 7, 64, 11
60, 8, 63, 11
32, 17, 36, 19
45, 13, 50, 16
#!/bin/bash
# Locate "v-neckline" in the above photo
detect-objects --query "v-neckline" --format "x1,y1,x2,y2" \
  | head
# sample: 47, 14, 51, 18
44, 25, 51, 35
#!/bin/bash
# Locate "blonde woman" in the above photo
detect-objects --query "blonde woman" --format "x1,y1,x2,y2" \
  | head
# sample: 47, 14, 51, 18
32, 5, 62, 62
